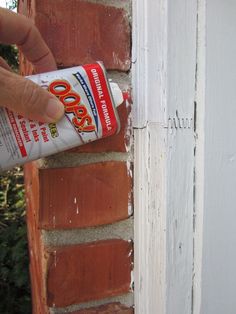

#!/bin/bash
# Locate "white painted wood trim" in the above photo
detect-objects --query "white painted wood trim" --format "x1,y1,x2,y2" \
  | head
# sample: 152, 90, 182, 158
133, 1, 198, 313
134, 125, 167, 314
132, 0, 167, 127
193, 1, 236, 313
192, 1, 206, 313
132, 1, 168, 312
131, 0, 148, 128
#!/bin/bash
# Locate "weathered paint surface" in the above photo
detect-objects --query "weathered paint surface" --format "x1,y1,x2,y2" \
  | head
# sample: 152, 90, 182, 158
194, 1, 236, 313
133, 0, 197, 313
134, 0, 236, 313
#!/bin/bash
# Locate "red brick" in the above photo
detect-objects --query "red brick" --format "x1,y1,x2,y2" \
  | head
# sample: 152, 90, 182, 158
71, 95, 132, 153
19, 0, 131, 71
24, 162, 49, 314
71, 302, 134, 314
39, 161, 132, 229
18, 1, 36, 75
46, 240, 133, 307
18, 0, 34, 19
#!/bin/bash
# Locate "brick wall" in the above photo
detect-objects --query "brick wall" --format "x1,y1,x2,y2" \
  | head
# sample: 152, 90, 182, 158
18, 1, 133, 313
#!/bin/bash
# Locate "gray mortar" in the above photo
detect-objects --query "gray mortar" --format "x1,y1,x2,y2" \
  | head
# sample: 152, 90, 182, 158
45, 218, 134, 313
85, 0, 132, 14
49, 292, 134, 314
38, 152, 131, 169
43, 217, 133, 247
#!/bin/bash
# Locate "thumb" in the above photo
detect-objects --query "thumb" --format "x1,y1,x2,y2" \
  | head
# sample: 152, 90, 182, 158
0, 67, 64, 123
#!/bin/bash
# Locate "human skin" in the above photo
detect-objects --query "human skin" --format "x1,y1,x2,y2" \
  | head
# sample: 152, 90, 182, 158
0, 8, 64, 122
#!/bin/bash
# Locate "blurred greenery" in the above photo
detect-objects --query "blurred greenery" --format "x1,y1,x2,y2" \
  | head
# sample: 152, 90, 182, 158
0, 168, 31, 314
6, 0, 17, 10
0, 1, 31, 313
0, 45, 19, 70
0, 0, 19, 71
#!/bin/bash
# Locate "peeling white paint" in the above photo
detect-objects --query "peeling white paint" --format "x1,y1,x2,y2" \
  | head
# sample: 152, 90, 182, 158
130, 270, 134, 291
53, 215, 56, 228
128, 195, 133, 216
128, 247, 133, 258
73, 197, 80, 214
125, 99, 133, 152
53, 250, 57, 268
126, 160, 133, 216
126, 160, 132, 178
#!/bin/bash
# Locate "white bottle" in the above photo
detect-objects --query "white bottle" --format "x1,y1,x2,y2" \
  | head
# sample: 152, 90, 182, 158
0, 62, 123, 171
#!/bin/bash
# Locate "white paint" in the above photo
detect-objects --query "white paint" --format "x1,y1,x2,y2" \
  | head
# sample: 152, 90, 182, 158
133, 0, 197, 313
0, 0, 6, 8
132, 0, 167, 128
54, 250, 57, 267
192, 0, 206, 313
134, 125, 167, 314
125, 104, 133, 154
53, 215, 56, 228
130, 270, 134, 291
132, 0, 236, 312
193, 1, 236, 313
127, 195, 133, 217
126, 160, 133, 216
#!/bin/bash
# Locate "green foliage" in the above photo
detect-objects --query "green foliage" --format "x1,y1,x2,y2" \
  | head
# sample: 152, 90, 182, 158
0, 2, 31, 312
0, 45, 19, 71
0, 168, 31, 314
6, 0, 17, 10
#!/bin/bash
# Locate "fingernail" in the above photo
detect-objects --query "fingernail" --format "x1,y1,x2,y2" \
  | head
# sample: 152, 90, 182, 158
45, 98, 64, 122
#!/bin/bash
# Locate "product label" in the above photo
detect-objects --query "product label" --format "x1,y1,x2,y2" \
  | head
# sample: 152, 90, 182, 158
0, 62, 120, 171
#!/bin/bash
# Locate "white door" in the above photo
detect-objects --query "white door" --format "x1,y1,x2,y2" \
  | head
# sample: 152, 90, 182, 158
133, 1, 236, 314
194, 1, 236, 313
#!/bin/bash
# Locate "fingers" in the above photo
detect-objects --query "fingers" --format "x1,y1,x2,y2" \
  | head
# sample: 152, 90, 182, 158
0, 67, 64, 122
0, 8, 62, 122
0, 57, 12, 71
0, 8, 56, 73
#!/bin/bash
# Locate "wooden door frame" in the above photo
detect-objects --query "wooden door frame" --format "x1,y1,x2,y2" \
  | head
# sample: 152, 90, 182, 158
132, 1, 198, 313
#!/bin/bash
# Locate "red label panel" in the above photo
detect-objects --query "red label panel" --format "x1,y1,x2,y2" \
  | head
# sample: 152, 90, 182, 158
83, 63, 118, 138
6, 109, 27, 158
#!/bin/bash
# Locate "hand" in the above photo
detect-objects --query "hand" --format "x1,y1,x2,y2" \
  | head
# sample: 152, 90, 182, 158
0, 8, 64, 122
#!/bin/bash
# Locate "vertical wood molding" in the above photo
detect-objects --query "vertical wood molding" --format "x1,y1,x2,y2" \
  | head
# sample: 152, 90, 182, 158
133, 0, 198, 313
194, 1, 236, 313
132, 0, 168, 128
193, 1, 206, 313
134, 125, 167, 314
